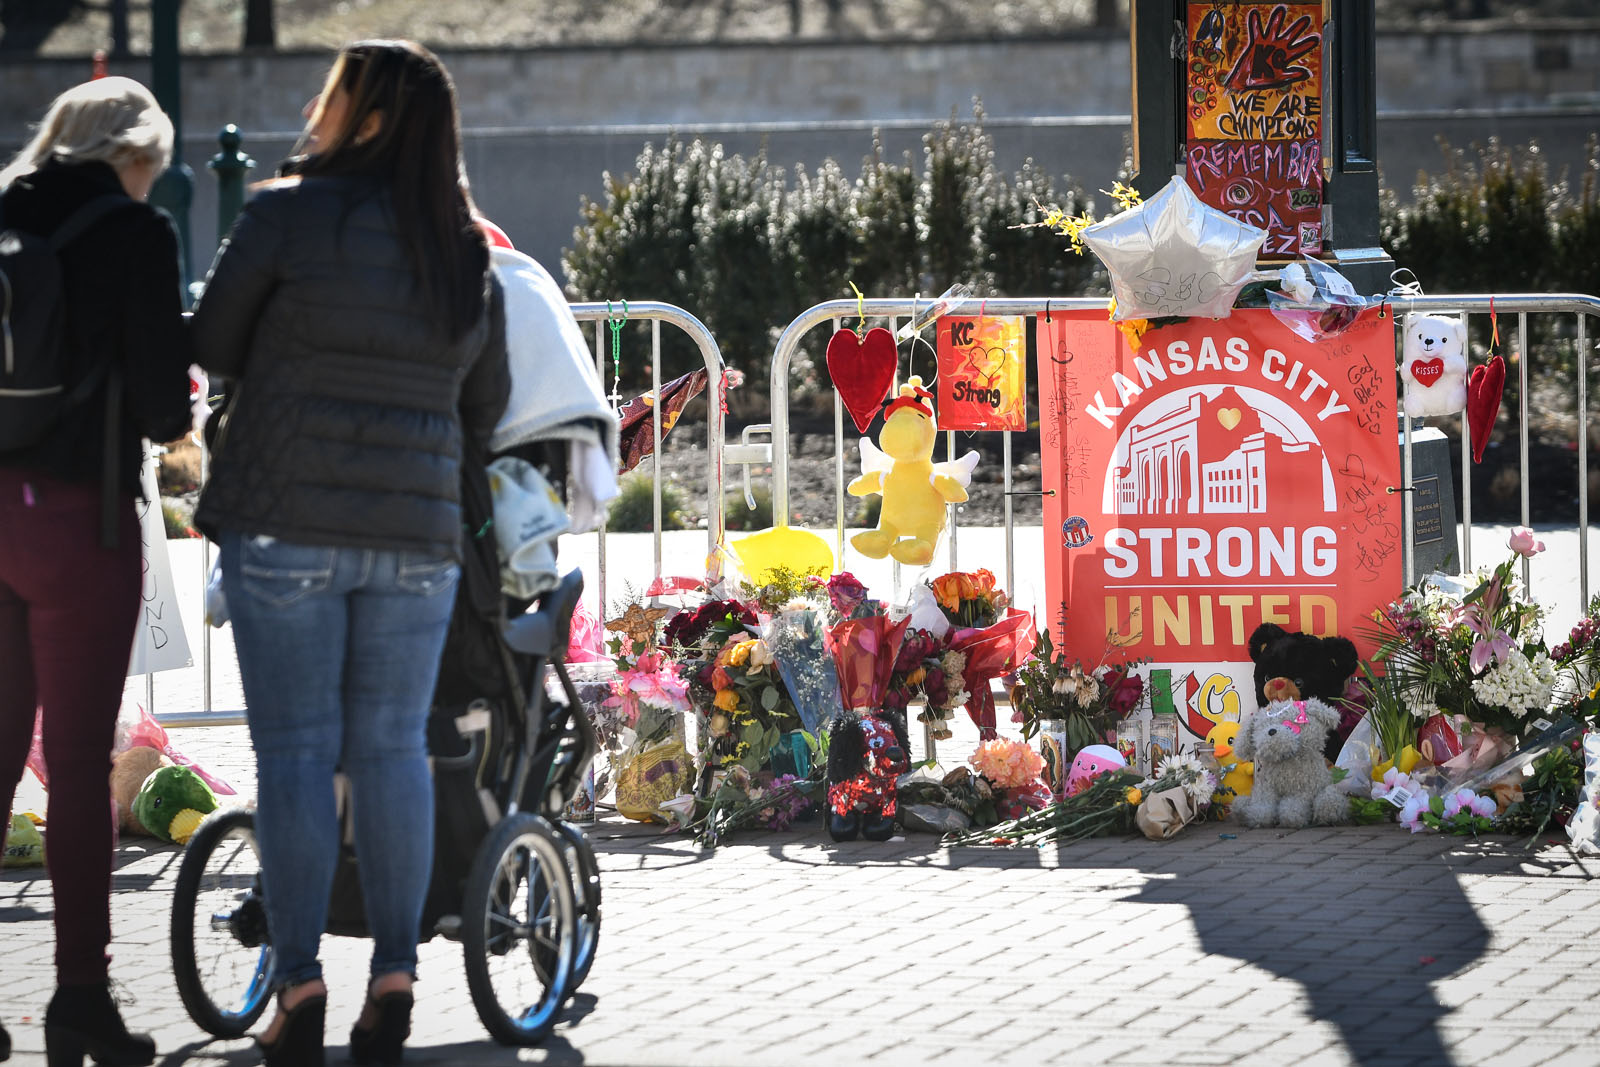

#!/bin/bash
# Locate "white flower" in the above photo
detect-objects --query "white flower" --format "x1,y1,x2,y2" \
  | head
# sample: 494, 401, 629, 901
1470, 647, 1556, 713
1182, 770, 1217, 804
1156, 753, 1205, 781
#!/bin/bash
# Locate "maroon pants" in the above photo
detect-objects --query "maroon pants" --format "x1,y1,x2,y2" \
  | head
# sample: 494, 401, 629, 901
0, 468, 140, 985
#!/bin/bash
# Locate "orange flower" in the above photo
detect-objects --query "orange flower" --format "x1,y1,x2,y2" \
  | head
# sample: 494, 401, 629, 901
713, 689, 741, 712
931, 575, 963, 612
905, 667, 928, 688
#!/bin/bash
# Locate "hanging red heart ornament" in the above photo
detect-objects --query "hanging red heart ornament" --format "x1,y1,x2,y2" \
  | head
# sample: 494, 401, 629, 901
826, 326, 898, 434
1466, 354, 1506, 464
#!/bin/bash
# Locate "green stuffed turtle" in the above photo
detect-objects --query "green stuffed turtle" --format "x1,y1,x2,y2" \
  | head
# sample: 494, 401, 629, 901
132, 765, 218, 844
3, 814, 44, 868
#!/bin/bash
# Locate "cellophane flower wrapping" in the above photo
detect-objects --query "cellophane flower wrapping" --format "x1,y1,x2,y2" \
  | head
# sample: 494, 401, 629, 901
828, 614, 912, 712
765, 608, 842, 736
948, 608, 1037, 737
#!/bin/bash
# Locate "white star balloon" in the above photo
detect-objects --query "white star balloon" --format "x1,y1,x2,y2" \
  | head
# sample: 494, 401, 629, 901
1083, 175, 1268, 321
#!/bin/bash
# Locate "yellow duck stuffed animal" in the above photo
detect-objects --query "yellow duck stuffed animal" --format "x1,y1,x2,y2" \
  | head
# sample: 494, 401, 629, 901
848, 377, 979, 566
1206, 719, 1255, 803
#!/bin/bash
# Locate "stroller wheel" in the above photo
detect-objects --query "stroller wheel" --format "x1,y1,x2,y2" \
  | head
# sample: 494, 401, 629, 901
170, 808, 275, 1038
554, 820, 602, 998
462, 812, 576, 1045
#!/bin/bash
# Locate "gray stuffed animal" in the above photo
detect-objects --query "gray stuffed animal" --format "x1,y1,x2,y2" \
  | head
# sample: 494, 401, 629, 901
1232, 698, 1350, 829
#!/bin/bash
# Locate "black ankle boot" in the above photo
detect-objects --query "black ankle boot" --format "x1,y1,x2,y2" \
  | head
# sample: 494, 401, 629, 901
1, 1017, 11, 1062
44, 983, 155, 1067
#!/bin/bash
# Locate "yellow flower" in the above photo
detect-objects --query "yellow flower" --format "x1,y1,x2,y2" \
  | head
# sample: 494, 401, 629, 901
1124, 787, 1142, 806
726, 640, 754, 667
749, 639, 775, 669
713, 689, 741, 712
905, 667, 927, 688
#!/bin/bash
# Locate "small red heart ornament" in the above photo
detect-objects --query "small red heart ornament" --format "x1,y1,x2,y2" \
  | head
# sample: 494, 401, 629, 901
1466, 354, 1506, 463
1409, 358, 1444, 388
827, 326, 898, 434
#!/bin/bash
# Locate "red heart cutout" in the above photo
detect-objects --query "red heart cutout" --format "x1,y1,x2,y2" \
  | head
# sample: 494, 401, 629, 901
1410, 358, 1445, 387
1466, 355, 1506, 463
827, 327, 897, 434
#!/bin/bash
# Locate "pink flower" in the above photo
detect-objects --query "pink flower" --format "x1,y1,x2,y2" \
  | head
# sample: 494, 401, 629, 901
1508, 527, 1546, 558
1468, 629, 1514, 674
1469, 794, 1497, 818
1398, 794, 1430, 833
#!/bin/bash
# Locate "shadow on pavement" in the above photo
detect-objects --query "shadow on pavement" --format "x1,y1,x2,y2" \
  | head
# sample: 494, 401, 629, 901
590, 820, 1591, 1067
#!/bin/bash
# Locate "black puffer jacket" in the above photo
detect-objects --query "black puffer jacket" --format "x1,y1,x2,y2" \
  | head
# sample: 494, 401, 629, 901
191, 174, 509, 560
0, 160, 192, 496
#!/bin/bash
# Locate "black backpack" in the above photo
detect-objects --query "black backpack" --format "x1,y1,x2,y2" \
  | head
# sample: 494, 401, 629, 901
0, 193, 134, 451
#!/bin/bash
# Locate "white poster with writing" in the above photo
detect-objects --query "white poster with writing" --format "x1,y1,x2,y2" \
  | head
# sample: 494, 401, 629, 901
128, 445, 193, 676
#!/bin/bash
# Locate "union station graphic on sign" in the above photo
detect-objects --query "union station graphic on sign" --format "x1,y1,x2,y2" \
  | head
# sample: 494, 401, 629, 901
1105, 385, 1335, 516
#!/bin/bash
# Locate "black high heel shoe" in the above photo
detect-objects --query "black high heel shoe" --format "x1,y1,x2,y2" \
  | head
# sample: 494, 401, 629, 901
256, 986, 326, 1067
44, 983, 154, 1067
349, 989, 413, 1066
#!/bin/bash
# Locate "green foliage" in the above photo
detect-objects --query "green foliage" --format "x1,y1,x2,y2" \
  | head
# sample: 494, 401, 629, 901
1348, 796, 1395, 825
607, 471, 692, 532
564, 103, 1099, 412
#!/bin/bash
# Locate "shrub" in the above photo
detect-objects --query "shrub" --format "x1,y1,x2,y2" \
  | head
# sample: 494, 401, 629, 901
1381, 136, 1598, 297
607, 471, 692, 532
563, 102, 1096, 415
723, 484, 775, 531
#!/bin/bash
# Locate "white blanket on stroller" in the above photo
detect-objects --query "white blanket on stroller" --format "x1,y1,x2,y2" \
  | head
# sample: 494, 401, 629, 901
487, 247, 620, 532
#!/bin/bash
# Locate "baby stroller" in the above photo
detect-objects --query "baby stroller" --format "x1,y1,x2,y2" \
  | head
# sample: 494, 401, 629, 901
168, 444, 601, 1047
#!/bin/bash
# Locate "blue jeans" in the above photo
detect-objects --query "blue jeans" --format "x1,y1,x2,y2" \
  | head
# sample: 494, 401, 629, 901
219, 531, 459, 988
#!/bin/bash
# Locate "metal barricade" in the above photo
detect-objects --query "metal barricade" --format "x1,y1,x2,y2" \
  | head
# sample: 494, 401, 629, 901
157, 301, 724, 727
765, 294, 1600, 607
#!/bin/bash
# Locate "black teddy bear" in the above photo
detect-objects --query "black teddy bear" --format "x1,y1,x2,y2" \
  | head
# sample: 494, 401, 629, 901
1247, 623, 1361, 763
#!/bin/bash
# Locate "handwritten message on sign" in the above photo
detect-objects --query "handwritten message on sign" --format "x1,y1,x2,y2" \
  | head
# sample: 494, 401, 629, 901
128, 446, 193, 677
1185, 2, 1324, 256
1037, 308, 1399, 743
935, 315, 1027, 431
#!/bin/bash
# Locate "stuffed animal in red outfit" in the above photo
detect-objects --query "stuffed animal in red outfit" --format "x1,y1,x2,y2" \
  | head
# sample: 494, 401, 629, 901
826, 709, 910, 841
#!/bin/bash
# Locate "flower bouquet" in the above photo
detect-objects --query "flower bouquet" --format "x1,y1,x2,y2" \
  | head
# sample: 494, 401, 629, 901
945, 768, 1142, 847
827, 613, 912, 718
1007, 626, 1146, 794
688, 765, 824, 848
923, 567, 1036, 739
764, 603, 842, 738
1368, 529, 1558, 736
968, 737, 1052, 819
886, 627, 970, 742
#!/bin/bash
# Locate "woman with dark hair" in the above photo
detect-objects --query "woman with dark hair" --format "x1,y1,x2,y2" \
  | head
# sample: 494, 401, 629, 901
191, 41, 509, 1066
1, 75, 190, 1067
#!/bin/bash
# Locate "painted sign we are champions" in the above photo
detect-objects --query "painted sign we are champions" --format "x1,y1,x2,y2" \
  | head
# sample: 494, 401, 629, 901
1038, 307, 1401, 744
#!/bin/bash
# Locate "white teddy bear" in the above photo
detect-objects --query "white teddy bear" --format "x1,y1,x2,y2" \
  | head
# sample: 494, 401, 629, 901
1402, 313, 1468, 418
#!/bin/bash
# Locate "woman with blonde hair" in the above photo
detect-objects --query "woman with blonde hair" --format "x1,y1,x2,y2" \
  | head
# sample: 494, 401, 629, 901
0, 76, 192, 1067
191, 40, 508, 1066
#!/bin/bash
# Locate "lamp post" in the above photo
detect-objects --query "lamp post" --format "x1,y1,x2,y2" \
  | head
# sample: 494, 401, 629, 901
147, 0, 195, 301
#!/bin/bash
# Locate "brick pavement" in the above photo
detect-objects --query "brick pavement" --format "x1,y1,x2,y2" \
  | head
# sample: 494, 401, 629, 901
6, 715, 1600, 1067
5, 538, 1600, 1065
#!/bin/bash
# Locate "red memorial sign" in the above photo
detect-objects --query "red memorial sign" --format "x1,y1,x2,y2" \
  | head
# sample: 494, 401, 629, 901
1185, 1, 1325, 257
1038, 308, 1400, 744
